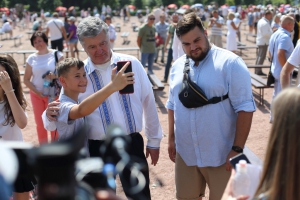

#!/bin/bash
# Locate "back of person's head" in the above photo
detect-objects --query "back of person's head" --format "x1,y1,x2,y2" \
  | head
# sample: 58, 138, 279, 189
53, 12, 59, 18
77, 16, 109, 45
255, 88, 300, 200
281, 15, 295, 30
57, 57, 84, 77
176, 12, 204, 38
227, 12, 235, 20
30, 31, 48, 47
0, 55, 26, 126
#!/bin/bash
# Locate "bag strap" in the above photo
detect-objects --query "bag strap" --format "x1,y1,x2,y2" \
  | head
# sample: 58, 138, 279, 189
54, 50, 58, 74
183, 55, 229, 104
184, 55, 190, 73
53, 20, 62, 35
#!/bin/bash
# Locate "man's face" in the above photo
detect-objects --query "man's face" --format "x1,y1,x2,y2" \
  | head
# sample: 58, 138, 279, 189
82, 31, 111, 65
180, 26, 210, 63
160, 15, 165, 23
266, 13, 273, 21
213, 12, 218, 18
148, 15, 155, 25
172, 15, 179, 23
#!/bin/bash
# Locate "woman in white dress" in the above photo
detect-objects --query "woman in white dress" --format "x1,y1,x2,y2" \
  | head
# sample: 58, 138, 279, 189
226, 12, 242, 54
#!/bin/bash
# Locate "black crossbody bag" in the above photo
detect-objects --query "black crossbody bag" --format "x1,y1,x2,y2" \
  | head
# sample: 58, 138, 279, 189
178, 56, 229, 108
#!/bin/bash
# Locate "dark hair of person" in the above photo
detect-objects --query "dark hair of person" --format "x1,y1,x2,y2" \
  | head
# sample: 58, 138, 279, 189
295, 14, 300, 22
265, 10, 272, 16
176, 12, 205, 38
30, 31, 48, 47
254, 88, 300, 200
0, 55, 27, 126
57, 57, 84, 77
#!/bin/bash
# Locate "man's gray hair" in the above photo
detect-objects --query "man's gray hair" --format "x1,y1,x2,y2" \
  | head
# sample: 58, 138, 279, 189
77, 16, 109, 44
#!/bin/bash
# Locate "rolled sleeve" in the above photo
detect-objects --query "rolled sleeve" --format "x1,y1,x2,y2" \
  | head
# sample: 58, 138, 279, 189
42, 111, 57, 131
165, 86, 174, 110
228, 58, 256, 113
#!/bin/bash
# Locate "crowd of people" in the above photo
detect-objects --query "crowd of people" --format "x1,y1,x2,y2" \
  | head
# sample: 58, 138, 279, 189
0, 3, 300, 200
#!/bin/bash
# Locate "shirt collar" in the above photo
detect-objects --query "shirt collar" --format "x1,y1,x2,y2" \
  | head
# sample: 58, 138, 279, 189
278, 27, 291, 37
85, 50, 117, 74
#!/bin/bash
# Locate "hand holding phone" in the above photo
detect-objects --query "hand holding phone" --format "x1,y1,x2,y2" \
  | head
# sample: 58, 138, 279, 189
115, 61, 134, 94
229, 153, 251, 170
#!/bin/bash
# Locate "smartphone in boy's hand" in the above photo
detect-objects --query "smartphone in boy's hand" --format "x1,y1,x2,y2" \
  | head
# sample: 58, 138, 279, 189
117, 61, 134, 94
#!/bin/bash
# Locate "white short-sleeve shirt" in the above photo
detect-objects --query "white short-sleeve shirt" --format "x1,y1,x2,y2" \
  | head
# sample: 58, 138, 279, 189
26, 50, 63, 92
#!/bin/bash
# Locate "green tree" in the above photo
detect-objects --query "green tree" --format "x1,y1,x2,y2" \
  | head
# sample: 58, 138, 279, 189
131, 0, 143, 9
38, 0, 62, 11
226, 0, 235, 5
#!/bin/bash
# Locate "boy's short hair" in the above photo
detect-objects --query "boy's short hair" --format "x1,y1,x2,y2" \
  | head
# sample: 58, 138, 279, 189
57, 58, 84, 77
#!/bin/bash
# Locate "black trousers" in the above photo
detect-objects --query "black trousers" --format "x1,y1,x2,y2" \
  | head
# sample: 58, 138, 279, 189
89, 132, 151, 200
51, 38, 63, 52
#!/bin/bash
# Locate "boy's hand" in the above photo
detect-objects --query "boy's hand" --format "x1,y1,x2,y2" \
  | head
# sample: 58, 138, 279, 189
46, 100, 60, 121
111, 62, 135, 91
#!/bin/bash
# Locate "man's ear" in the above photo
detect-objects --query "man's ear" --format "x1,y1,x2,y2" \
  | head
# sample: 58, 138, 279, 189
204, 29, 208, 37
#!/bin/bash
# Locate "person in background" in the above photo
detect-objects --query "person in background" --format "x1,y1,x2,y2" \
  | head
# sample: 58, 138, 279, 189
281, 42, 300, 88
64, 16, 70, 58
23, 32, 64, 144
268, 16, 294, 121
0, 55, 30, 200
255, 10, 273, 75
104, 15, 116, 49
155, 13, 169, 63
248, 8, 254, 34
233, 13, 241, 42
209, 10, 224, 48
32, 20, 42, 31
46, 12, 68, 52
162, 13, 179, 83
226, 12, 242, 53
137, 13, 156, 74
67, 16, 79, 58
271, 14, 281, 32
222, 88, 300, 200
1, 19, 13, 38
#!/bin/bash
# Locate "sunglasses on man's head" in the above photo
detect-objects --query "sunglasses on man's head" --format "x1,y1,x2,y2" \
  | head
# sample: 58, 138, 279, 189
149, 18, 155, 20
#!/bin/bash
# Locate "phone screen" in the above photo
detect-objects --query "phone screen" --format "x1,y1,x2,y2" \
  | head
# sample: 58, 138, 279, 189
117, 61, 134, 94
229, 153, 251, 170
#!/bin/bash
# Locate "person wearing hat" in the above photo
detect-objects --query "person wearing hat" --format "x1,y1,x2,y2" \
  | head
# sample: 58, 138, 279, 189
67, 16, 79, 58
104, 15, 116, 49
46, 12, 67, 52
1, 19, 13, 38
32, 20, 42, 31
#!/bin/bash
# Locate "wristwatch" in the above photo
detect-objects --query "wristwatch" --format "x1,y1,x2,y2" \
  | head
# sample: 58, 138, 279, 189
232, 146, 243, 153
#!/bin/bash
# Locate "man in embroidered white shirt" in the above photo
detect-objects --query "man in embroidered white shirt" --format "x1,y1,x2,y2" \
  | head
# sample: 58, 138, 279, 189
42, 17, 163, 200
255, 10, 273, 75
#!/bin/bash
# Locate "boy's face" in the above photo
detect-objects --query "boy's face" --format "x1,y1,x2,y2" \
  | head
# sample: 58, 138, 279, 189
60, 66, 87, 93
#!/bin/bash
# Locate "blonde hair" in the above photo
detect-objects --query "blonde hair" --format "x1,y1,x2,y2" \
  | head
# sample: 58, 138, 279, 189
255, 88, 300, 199
227, 12, 235, 20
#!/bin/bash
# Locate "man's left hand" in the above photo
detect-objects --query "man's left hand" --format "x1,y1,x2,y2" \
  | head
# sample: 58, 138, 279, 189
146, 148, 159, 166
225, 150, 240, 171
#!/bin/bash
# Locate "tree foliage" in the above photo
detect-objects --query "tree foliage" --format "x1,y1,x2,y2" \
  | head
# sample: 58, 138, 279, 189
38, 0, 62, 11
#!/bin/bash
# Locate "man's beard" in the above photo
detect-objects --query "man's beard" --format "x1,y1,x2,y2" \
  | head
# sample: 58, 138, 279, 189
189, 37, 210, 62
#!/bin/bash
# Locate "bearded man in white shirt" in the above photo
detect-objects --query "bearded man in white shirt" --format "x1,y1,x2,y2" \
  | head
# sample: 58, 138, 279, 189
255, 10, 273, 75
42, 16, 162, 200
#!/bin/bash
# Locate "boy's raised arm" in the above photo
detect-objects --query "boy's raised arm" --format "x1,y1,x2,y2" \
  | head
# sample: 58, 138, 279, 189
69, 62, 134, 120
